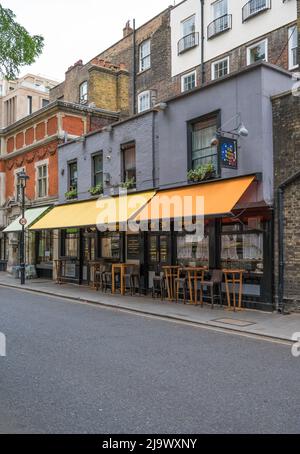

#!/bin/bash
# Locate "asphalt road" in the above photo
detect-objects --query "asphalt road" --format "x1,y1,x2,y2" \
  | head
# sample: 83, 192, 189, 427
0, 286, 299, 434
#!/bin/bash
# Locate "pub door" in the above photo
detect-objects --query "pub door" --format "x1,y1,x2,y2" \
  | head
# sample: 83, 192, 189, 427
80, 229, 97, 285
146, 233, 172, 290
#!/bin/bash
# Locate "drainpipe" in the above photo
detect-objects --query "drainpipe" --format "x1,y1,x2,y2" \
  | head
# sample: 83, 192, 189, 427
200, 0, 205, 85
277, 169, 300, 314
152, 111, 156, 187
132, 19, 136, 116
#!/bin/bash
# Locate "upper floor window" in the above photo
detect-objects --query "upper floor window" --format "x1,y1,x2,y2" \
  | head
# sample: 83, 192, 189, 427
27, 96, 33, 115
242, 0, 271, 23
139, 40, 151, 72
42, 99, 49, 108
289, 26, 298, 70
208, 0, 231, 39
189, 115, 218, 175
68, 161, 78, 192
138, 90, 151, 113
212, 57, 229, 80
121, 143, 136, 187
181, 71, 197, 93
178, 15, 199, 54
92, 153, 103, 187
247, 39, 268, 65
79, 81, 88, 104
36, 163, 48, 198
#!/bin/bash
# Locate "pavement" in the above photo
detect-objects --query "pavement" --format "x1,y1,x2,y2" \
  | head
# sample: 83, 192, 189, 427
0, 272, 299, 343
0, 286, 300, 434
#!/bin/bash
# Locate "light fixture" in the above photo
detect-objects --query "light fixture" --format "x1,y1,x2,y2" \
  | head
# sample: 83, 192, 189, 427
17, 170, 29, 188
153, 102, 168, 112
102, 125, 113, 133
237, 123, 249, 137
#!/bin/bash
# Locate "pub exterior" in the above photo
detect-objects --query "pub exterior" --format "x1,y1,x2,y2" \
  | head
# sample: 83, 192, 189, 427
30, 62, 293, 310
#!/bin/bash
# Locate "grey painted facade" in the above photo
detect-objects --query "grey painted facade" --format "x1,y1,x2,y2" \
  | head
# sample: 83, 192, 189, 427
58, 63, 293, 206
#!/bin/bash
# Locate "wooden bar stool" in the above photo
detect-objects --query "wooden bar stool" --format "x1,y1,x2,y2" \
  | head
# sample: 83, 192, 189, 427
162, 266, 180, 301
223, 269, 244, 311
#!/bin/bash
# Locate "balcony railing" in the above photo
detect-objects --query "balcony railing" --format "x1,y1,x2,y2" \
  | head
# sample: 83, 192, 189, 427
242, 0, 271, 22
207, 14, 232, 40
178, 32, 199, 55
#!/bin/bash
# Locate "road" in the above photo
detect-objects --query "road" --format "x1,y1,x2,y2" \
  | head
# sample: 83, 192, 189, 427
0, 286, 299, 434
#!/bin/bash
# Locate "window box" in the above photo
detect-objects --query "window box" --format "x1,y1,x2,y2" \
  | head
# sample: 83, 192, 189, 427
187, 163, 216, 183
88, 184, 103, 196
65, 188, 78, 200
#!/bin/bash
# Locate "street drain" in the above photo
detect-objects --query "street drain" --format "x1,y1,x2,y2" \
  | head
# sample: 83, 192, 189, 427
212, 318, 256, 327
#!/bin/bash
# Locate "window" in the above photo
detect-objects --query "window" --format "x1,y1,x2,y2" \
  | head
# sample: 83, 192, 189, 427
289, 26, 298, 70
213, 0, 227, 19
0, 85, 2, 97
212, 57, 229, 80
36, 231, 53, 263
27, 96, 32, 115
92, 153, 103, 187
176, 227, 209, 268
79, 81, 88, 104
139, 40, 151, 72
138, 90, 151, 113
190, 115, 218, 172
182, 15, 195, 38
36, 163, 48, 198
181, 71, 197, 92
61, 229, 79, 258
122, 143, 136, 185
101, 233, 120, 259
42, 99, 49, 108
243, 0, 270, 22
247, 39, 268, 65
68, 161, 78, 192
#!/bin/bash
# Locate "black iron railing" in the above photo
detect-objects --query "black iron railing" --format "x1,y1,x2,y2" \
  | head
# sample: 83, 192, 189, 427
178, 32, 199, 55
207, 14, 232, 40
242, 0, 271, 22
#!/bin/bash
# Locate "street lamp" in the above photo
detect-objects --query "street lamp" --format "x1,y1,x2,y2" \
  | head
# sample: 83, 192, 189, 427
18, 170, 29, 285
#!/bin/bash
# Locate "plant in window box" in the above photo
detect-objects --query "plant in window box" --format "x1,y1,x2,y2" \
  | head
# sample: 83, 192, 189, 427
88, 184, 103, 196
120, 177, 136, 190
187, 162, 216, 183
65, 187, 77, 200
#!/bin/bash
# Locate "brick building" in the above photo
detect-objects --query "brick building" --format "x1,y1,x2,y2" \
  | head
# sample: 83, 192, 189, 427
272, 90, 300, 312
0, 101, 119, 276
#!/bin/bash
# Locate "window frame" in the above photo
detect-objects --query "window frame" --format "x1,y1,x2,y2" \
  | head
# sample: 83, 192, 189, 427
68, 160, 78, 192
35, 160, 49, 199
247, 38, 268, 65
139, 39, 151, 72
187, 110, 221, 176
91, 152, 103, 187
79, 81, 88, 104
181, 14, 196, 38
211, 56, 230, 80
121, 142, 136, 186
138, 90, 151, 113
212, 0, 228, 20
27, 95, 33, 115
288, 25, 298, 70
181, 70, 197, 93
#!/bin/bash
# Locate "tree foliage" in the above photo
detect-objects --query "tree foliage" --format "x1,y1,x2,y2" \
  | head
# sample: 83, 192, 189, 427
0, 4, 44, 79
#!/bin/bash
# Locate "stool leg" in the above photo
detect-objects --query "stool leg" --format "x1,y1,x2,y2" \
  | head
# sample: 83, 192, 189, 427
211, 285, 214, 309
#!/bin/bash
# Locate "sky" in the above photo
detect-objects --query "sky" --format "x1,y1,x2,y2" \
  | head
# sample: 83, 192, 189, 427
1, 0, 176, 82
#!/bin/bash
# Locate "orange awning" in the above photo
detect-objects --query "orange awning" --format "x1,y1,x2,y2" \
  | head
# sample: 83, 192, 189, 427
134, 175, 256, 222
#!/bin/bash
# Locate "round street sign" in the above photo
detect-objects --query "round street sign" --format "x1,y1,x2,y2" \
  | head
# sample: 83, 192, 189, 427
19, 218, 27, 226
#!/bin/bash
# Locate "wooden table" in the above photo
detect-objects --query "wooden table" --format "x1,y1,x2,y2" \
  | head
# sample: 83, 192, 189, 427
111, 263, 131, 296
162, 266, 180, 301
223, 269, 244, 311
182, 267, 207, 305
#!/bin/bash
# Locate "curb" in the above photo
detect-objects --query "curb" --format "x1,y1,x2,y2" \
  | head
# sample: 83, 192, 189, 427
0, 282, 293, 345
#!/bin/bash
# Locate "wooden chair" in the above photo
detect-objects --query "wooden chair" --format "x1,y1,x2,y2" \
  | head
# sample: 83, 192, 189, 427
152, 265, 166, 300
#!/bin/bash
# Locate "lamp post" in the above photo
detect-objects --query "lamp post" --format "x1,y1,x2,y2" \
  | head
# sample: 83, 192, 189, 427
18, 171, 29, 285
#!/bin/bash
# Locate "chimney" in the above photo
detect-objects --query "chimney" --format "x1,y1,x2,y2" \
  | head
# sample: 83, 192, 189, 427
123, 20, 133, 38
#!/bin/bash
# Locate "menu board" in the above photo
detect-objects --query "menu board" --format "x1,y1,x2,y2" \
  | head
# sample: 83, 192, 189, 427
127, 235, 140, 260
220, 137, 238, 169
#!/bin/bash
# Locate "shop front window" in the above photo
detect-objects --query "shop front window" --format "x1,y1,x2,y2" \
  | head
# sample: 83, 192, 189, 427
36, 231, 53, 263
221, 223, 263, 273
101, 233, 120, 260
61, 229, 79, 258
176, 226, 209, 267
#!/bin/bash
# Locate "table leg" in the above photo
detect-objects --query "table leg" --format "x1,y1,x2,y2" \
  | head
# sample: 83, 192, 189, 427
238, 274, 243, 310
188, 273, 193, 304
225, 275, 231, 310
121, 267, 125, 296
112, 267, 115, 294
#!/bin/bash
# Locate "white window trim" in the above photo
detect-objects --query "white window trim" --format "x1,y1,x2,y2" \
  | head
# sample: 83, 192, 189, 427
181, 70, 197, 92
139, 40, 151, 73
35, 159, 49, 199
211, 56, 230, 80
138, 90, 151, 113
247, 39, 268, 66
288, 25, 298, 71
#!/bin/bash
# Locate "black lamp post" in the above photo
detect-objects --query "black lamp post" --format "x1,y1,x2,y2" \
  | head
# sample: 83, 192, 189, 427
18, 170, 29, 285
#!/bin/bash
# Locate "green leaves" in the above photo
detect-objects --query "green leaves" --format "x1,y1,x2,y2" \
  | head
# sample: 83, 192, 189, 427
187, 162, 216, 182
0, 4, 44, 79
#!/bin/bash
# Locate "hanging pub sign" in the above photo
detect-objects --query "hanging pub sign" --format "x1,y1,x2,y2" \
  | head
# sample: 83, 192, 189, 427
220, 136, 238, 169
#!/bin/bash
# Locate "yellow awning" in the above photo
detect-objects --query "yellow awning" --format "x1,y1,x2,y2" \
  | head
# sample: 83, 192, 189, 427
134, 176, 256, 221
30, 191, 156, 230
